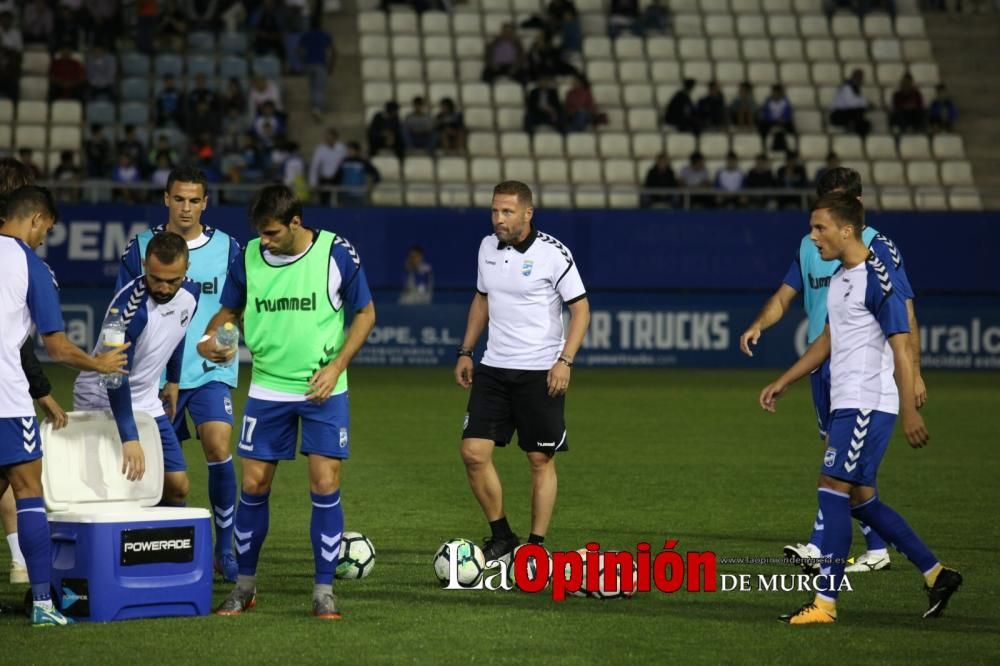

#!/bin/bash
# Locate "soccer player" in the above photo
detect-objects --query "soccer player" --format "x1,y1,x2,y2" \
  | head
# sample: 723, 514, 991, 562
739, 167, 925, 573
75, 232, 201, 507
197, 185, 375, 619
760, 193, 961, 624
454, 181, 590, 562
117, 167, 242, 581
0, 185, 128, 626
0, 157, 69, 589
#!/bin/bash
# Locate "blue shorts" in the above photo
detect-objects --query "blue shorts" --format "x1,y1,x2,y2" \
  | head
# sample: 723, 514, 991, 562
0, 416, 41, 467
809, 359, 832, 439
170, 381, 235, 442
236, 394, 350, 462
820, 408, 895, 486
156, 415, 188, 473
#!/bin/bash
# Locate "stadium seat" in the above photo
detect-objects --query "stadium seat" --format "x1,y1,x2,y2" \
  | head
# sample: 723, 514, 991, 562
505, 157, 537, 183
779, 63, 810, 85
863, 15, 894, 37
906, 161, 939, 186
461, 82, 492, 107
428, 81, 459, 103
120, 102, 150, 126
19, 77, 48, 101
948, 188, 982, 210
392, 35, 422, 58
799, 16, 828, 38
362, 58, 391, 80
865, 135, 897, 160
121, 52, 150, 77
14, 125, 46, 151
0, 124, 10, 149
796, 109, 824, 133
774, 38, 804, 61
535, 158, 567, 184
599, 133, 631, 159
932, 135, 965, 160
699, 133, 729, 158
913, 187, 948, 210
683, 60, 714, 82
187, 56, 216, 78
879, 188, 913, 210
627, 109, 659, 132
711, 38, 741, 61
909, 62, 940, 85
940, 161, 974, 186
575, 186, 608, 208
566, 133, 597, 159
899, 135, 931, 160
22, 51, 50, 77
715, 61, 746, 85
533, 133, 564, 158
871, 38, 901, 61
650, 62, 682, 84
583, 36, 613, 60
831, 135, 864, 160
49, 126, 81, 151
831, 15, 861, 38
403, 156, 434, 183
358, 11, 386, 33
902, 39, 933, 62
540, 185, 572, 208
615, 37, 645, 61
586, 60, 616, 83
436, 157, 469, 183
395, 81, 426, 104
608, 187, 640, 208
786, 85, 816, 109
763, 0, 792, 10
252, 56, 282, 79
219, 56, 249, 81
896, 16, 926, 38
363, 81, 393, 106
439, 185, 472, 207
463, 107, 493, 130
389, 7, 418, 33
623, 84, 654, 107
470, 157, 502, 183
394, 58, 423, 82
674, 14, 704, 35
731, 133, 761, 158
630, 133, 664, 160
768, 15, 799, 37
219, 32, 248, 54
405, 182, 438, 207
500, 132, 531, 157
876, 62, 906, 87
837, 38, 870, 63
495, 107, 523, 131
423, 36, 453, 59
186, 31, 214, 52
361, 34, 390, 57
806, 39, 837, 62
482, 13, 513, 37
371, 154, 402, 183
570, 159, 603, 184
452, 12, 481, 35
742, 38, 772, 60
737, 15, 766, 37
812, 63, 843, 86
706, 15, 736, 36
646, 37, 675, 59
671, 0, 699, 12
0, 99, 12, 123
667, 133, 697, 158
604, 159, 637, 185
16, 100, 48, 124
618, 61, 649, 84
793, 0, 819, 12
591, 83, 621, 108
154, 54, 184, 77
51, 101, 82, 125
679, 38, 708, 60
873, 161, 906, 186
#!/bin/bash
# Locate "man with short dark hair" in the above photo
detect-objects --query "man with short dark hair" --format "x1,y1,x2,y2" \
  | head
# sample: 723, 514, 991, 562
198, 184, 376, 620
761, 193, 959, 625
454, 180, 590, 562
740, 167, 925, 574
1, 185, 129, 626
117, 166, 243, 581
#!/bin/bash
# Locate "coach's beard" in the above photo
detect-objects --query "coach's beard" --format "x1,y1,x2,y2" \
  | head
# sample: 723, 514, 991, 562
150, 291, 175, 304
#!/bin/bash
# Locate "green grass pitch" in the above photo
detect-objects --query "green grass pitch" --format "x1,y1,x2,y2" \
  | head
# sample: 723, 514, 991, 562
3, 366, 998, 663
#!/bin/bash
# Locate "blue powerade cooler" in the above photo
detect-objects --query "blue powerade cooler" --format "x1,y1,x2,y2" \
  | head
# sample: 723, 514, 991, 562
41, 411, 212, 622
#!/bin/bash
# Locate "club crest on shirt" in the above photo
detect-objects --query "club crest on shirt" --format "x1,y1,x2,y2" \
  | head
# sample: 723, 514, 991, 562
521, 260, 534, 276
223, 396, 233, 415
339, 428, 348, 448
824, 447, 837, 468
180, 309, 190, 326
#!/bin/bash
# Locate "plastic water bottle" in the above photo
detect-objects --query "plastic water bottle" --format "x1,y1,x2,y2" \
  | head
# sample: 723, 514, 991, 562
97, 308, 126, 389
215, 323, 240, 366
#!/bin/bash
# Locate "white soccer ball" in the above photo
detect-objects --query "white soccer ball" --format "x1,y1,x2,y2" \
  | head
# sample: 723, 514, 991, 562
433, 538, 486, 587
507, 544, 553, 588
589, 552, 639, 600
336, 531, 376, 580
563, 548, 591, 597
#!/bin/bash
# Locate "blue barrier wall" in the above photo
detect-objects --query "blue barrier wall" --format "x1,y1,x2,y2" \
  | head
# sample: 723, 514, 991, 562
39, 205, 1000, 292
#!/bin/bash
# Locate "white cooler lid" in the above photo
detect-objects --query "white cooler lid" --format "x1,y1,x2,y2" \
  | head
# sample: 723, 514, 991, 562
42, 410, 164, 512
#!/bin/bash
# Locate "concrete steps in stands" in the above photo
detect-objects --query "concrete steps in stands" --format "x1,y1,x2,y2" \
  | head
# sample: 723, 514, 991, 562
925, 12, 1000, 209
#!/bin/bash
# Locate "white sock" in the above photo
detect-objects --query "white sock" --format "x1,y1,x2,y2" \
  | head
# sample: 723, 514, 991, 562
867, 548, 889, 558
6, 533, 25, 567
34, 598, 54, 610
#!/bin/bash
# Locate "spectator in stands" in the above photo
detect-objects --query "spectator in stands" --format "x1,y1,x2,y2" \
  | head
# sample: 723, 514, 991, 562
607, 0, 640, 38
714, 151, 745, 208
310, 128, 347, 205
188, 73, 218, 114
238, 131, 268, 183
222, 77, 247, 116
83, 0, 121, 47
521, 0, 575, 40
928, 83, 957, 133
299, 15, 335, 120
680, 151, 712, 207
247, 74, 283, 117
697, 80, 728, 131
155, 0, 189, 52
113, 153, 142, 203
250, 0, 286, 60
758, 83, 796, 151
188, 132, 216, 167
148, 133, 180, 168
435, 98, 467, 153
253, 100, 286, 143
890, 72, 926, 134
118, 125, 148, 176
558, 7, 583, 58
85, 124, 113, 178
17, 148, 43, 181
221, 105, 250, 152
823, 0, 896, 23
745, 153, 777, 208
86, 44, 117, 101
0, 46, 19, 102
51, 150, 82, 200
181, 0, 221, 31
399, 245, 434, 305
0, 12, 18, 52
776, 150, 808, 208
403, 96, 437, 154
729, 81, 757, 130
49, 48, 87, 102
368, 101, 405, 159
664, 79, 700, 134
641, 153, 678, 208
524, 78, 566, 135
830, 69, 872, 138
189, 99, 222, 139
640, 0, 672, 35
564, 75, 603, 133
282, 140, 310, 201
21, 0, 53, 45
283, 1, 308, 73
51, 4, 80, 50
155, 73, 186, 127
482, 23, 525, 85
813, 151, 840, 186
135, 0, 157, 53
332, 142, 381, 207
150, 153, 173, 190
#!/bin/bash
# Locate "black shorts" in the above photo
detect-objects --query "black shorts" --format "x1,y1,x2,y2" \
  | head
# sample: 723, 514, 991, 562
463, 364, 568, 454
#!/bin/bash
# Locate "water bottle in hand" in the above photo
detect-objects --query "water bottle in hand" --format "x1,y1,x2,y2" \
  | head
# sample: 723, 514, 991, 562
215, 323, 239, 366
98, 308, 127, 389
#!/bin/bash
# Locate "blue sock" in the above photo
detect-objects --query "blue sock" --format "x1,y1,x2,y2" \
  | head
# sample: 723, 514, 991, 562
310, 490, 343, 585
16, 497, 52, 602
234, 490, 270, 577
858, 521, 889, 552
208, 457, 237, 557
808, 508, 824, 550
817, 488, 852, 602
851, 495, 938, 574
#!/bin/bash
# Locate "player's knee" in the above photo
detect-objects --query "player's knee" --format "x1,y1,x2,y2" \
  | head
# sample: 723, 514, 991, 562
527, 453, 555, 474
460, 441, 490, 468
166, 475, 190, 503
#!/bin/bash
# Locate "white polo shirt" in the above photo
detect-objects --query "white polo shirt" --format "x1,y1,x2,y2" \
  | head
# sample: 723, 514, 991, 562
476, 226, 586, 371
